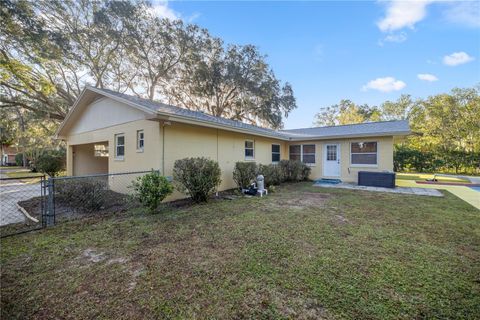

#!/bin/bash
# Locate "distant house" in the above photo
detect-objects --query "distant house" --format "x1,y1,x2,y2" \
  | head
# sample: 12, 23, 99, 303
55, 86, 410, 198
1, 145, 20, 166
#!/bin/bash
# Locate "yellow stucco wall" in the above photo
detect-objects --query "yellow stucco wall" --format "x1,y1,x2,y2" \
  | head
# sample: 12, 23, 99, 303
72, 143, 108, 176
286, 136, 394, 183
65, 117, 394, 200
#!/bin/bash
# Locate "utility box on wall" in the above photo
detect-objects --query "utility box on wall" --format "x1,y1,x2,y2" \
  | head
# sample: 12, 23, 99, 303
358, 171, 396, 188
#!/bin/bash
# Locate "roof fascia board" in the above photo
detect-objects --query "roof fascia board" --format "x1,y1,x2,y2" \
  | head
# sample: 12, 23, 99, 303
286, 131, 411, 141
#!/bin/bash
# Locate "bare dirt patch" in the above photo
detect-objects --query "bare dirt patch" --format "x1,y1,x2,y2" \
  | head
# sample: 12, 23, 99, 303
270, 192, 331, 210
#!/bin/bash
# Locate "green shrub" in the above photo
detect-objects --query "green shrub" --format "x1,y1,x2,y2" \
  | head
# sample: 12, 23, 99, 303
55, 178, 107, 212
131, 170, 173, 213
35, 149, 65, 177
300, 163, 312, 181
233, 162, 257, 189
173, 157, 222, 203
257, 164, 283, 187
15, 153, 24, 166
278, 160, 303, 182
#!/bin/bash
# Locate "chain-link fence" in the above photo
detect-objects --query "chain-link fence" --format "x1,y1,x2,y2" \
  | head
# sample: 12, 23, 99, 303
1, 171, 155, 237
0, 175, 47, 237
50, 170, 154, 222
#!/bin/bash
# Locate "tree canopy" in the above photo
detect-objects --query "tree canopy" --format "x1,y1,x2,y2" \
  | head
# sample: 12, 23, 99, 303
313, 86, 480, 173
0, 0, 296, 137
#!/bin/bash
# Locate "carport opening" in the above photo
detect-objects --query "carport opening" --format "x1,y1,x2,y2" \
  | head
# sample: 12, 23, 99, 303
72, 142, 109, 176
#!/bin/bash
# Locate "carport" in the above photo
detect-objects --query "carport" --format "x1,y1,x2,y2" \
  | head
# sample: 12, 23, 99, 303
71, 142, 109, 176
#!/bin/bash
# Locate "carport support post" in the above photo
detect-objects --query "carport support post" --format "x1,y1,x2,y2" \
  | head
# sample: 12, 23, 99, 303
46, 177, 55, 227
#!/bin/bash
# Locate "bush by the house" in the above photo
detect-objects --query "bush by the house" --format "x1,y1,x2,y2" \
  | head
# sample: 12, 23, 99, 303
257, 164, 284, 186
35, 149, 65, 177
300, 163, 312, 181
173, 157, 222, 203
131, 170, 173, 213
278, 160, 302, 182
233, 162, 257, 189
55, 178, 108, 212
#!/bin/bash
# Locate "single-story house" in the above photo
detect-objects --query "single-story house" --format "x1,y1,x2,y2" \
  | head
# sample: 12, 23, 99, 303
56, 86, 410, 198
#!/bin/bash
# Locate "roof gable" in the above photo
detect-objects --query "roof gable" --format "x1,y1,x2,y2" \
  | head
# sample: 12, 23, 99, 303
56, 86, 411, 140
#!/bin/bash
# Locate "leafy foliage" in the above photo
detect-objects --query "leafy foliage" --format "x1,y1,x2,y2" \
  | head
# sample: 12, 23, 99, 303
55, 178, 107, 212
314, 86, 480, 174
173, 157, 222, 203
1, 0, 296, 130
131, 170, 173, 213
34, 149, 65, 177
257, 164, 284, 187
278, 160, 311, 182
233, 162, 258, 189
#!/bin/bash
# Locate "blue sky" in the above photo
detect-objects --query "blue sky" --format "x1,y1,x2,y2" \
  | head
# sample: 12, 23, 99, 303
158, 1, 480, 129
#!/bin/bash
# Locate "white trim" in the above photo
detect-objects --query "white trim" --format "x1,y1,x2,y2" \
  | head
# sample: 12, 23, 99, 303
56, 87, 411, 142
245, 139, 255, 161
136, 129, 144, 152
289, 144, 316, 165
271, 144, 281, 163
114, 133, 125, 160
323, 143, 341, 177
350, 141, 378, 166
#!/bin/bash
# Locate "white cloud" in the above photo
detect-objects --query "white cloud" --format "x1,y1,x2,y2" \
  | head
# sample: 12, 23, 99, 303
417, 73, 438, 82
443, 52, 475, 66
148, 1, 180, 20
378, 32, 408, 45
377, 0, 433, 32
362, 77, 406, 92
444, 1, 480, 28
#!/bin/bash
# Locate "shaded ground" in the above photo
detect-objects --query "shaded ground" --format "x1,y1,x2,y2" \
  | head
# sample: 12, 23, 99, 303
1, 183, 479, 319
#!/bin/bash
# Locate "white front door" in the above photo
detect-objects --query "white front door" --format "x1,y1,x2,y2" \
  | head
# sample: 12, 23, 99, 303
323, 144, 340, 177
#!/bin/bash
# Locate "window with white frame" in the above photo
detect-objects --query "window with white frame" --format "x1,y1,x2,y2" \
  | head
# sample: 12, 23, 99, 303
289, 145, 301, 161
351, 142, 377, 165
245, 140, 254, 160
271, 144, 280, 163
115, 134, 125, 160
137, 130, 144, 152
289, 144, 316, 164
302, 144, 316, 164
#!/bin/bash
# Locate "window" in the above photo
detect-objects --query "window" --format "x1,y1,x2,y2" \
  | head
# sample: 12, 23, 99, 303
326, 145, 337, 161
302, 144, 316, 164
289, 145, 301, 161
351, 142, 377, 165
289, 144, 316, 165
245, 140, 254, 160
137, 130, 144, 152
94, 144, 109, 157
272, 144, 280, 163
115, 134, 125, 160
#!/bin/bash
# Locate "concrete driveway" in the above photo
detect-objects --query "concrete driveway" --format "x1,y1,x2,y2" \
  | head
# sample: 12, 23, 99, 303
0, 168, 42, 226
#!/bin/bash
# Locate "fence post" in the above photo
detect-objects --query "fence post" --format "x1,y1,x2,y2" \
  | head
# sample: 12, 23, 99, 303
46, 177, 55, 227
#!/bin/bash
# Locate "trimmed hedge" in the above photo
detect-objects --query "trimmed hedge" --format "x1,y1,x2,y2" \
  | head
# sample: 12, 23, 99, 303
233, 162, 257, 189
173, 157, 222, 203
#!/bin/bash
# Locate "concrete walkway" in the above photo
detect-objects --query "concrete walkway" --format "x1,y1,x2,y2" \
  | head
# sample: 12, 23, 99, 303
314, 182, 443, 197
0, 168, 41, 226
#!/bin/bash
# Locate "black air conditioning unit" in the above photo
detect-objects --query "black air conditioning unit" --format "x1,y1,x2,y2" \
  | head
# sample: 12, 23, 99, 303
358, 171, 395, 188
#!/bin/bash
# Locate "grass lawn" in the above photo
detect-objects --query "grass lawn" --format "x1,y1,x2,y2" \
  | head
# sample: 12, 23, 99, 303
1, 183, 479, 319
396, 172, 471, 183
396, 173, 480, 210
5, 171, 44, 179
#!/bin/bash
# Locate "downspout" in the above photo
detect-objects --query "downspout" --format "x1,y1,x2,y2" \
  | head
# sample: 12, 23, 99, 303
162, 121, 171, 175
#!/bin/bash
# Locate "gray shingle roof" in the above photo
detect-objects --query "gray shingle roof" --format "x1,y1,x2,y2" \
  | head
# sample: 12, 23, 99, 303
280, 120, 411, 139
90, 87, 410, 140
